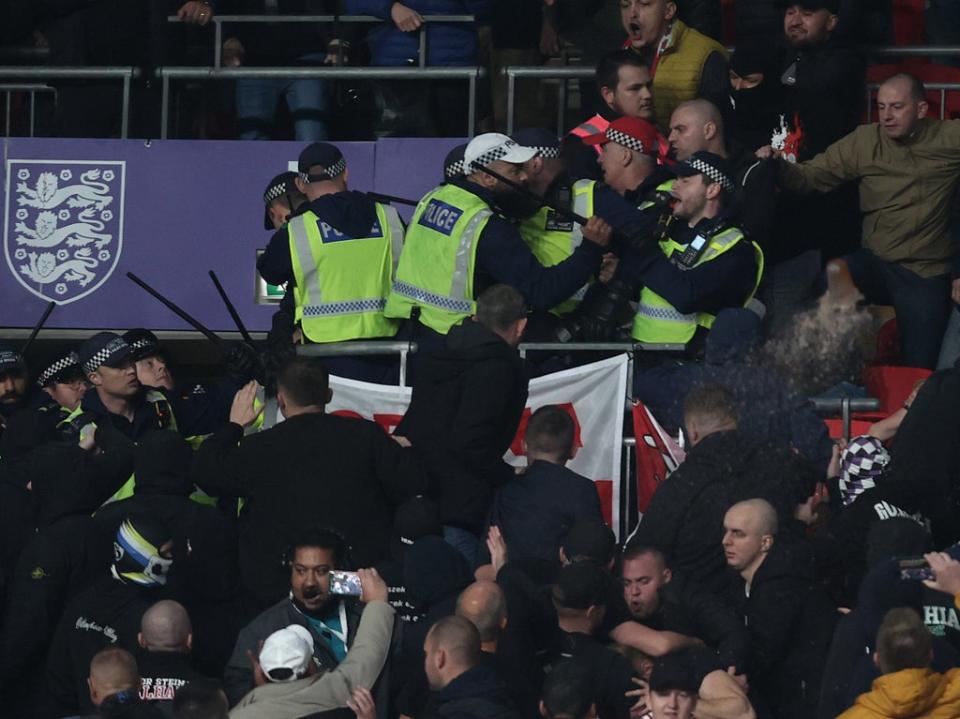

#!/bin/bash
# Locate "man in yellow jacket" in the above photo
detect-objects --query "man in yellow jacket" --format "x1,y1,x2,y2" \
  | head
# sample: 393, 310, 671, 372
839, 602, 960, 719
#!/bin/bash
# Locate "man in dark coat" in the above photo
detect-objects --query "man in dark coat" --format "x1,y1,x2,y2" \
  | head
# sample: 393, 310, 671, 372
488, 405, 602, 566
722, 499, 837, 719
395, 285, 529, 567
632, 383, 820, 594
43, 515, 174, 718
422, 615, 520, 719
194, 356, 426, 610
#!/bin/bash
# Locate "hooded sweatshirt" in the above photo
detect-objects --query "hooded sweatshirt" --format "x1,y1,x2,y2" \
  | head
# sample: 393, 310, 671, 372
839, 667, 960, 719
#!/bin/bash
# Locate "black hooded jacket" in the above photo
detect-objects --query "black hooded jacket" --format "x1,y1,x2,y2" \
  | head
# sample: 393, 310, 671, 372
396, 321, 528, 531
632, 428, 818, 595
724, 536, 837, 719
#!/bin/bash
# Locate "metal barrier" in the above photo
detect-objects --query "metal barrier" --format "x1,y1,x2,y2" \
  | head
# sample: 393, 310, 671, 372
167, 14, 476, 68
297, 340, 418, 387
0, 66, 140, 138
810, 396, 881, 442
1, 83, 55, 137
155, 65, 486, 138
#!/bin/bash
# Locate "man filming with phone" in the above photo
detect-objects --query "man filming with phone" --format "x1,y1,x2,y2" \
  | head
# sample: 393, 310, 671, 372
224, 528, 365, 708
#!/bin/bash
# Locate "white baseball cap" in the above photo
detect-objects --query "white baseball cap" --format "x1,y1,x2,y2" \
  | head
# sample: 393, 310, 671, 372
259, 624, 315, 682
463, 133, 538, 173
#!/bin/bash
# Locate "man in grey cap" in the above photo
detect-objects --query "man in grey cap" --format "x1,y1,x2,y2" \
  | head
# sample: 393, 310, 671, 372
257, 142, 406, 383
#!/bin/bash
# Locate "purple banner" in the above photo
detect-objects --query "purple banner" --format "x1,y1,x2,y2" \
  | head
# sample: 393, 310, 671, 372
1, 137, 462, 332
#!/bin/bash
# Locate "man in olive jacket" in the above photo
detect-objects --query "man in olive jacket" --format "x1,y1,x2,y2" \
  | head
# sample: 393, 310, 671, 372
764, 72, 960, 369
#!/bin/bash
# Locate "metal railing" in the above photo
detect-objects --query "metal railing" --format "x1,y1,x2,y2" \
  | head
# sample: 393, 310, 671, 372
167, 14, 476, 68
1, 83, 55, 137
0, 66, 140, 137
298, 340, 419, 387
155, 65, 486, 138
811, 396, 881, 441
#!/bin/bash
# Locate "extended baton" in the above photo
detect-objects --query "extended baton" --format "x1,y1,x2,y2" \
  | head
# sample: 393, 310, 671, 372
126, 272, 223, 346
208, 270, 256, 347
476, 166, 589, 226
366, 191, 419, 207
21, 301, 56, 355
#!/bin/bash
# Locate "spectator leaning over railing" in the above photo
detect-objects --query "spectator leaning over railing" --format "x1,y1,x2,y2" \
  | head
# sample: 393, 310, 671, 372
759, 73, 960, 370
345, 0, 491, 136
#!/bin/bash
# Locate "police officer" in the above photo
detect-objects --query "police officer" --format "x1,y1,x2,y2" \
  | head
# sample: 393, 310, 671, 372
443, 143, 467, 183
625, 151, 764, 352
584, 116, 676, 209
35, 352, 88, 415
263, 171, 307, 232
384, 132, 613, 353
512, 127, 654, 341
122, 328, 256, 437
258, 143, 404, 383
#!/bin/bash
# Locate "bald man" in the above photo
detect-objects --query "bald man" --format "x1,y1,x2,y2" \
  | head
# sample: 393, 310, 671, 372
87, 647, 165, 717
722, 498, 836, 719
136, 600, 209, 710
667, 99, 727, 162
456, 582, 540, 716
423, 616, 520, 718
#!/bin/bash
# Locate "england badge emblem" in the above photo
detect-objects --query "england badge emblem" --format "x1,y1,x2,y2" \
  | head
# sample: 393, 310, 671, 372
4, 159, 125, 304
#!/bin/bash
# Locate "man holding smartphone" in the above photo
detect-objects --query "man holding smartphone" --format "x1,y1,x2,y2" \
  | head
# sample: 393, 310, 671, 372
224, 528, 363, 708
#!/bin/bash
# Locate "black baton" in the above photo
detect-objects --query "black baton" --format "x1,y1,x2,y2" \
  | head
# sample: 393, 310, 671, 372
127, 272, 223, 346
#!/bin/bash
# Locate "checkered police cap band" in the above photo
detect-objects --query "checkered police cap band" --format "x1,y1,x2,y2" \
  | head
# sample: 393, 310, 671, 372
128, 337, 155, 354
37, 353, 81, 387
299, 157, 347, 183
469, 139, 520, 170
606, 128, 646, 154
444, 159, 464, 179
82, 338, 131, 374
530, 145, 560, 159
687, 158, 734, 192
263, 182, 290, 205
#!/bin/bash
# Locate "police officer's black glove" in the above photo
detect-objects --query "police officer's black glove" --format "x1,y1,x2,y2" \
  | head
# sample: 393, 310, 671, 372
223, 343, 263, 387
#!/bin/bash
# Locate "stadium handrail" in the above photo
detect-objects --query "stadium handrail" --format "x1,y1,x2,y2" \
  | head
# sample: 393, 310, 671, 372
0, 83, 55, 137
167, 14, 476, 68
155, 64, 486, 138
0, 66, 140, 137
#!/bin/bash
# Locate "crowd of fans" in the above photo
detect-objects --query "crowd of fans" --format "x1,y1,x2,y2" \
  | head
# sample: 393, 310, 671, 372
2, 0, 960, 718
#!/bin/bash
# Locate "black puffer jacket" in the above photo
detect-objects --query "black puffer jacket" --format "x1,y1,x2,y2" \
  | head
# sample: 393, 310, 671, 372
725, 536, 837, 719
397, 321, 528, 531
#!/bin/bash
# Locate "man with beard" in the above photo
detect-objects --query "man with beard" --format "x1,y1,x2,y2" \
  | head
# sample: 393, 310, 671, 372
384, 132, 612, 354
223, 527, 362, 707
0, 342, 36, 444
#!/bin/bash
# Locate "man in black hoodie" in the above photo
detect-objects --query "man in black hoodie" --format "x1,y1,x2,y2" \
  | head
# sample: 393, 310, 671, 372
395, 284, 529, 568
257, 141, 406, 383
43, 515, 174, 718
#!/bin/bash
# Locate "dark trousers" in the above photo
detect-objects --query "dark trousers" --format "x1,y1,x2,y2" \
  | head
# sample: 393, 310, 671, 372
844, 249, 952, 369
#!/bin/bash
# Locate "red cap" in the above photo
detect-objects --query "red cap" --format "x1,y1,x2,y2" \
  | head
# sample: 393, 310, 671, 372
583, 116, 660, 157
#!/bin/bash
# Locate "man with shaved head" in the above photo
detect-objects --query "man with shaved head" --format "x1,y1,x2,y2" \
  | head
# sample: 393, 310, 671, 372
767, 72, 960, 368
136, 601, 209, 713
457, 581, 539, 716
722, 498, 836, 719
667, 99, 727, 163
422, 615, 520, 718
87, 646, 165, 717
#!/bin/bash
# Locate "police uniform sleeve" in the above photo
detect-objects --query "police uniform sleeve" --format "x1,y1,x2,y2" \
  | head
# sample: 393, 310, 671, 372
632, 240, 758, 315
475, 216, 603, 311
257, 226, 294, 286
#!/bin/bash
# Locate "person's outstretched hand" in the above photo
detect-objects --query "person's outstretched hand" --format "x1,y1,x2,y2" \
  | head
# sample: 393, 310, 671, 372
923, 552, 960, 597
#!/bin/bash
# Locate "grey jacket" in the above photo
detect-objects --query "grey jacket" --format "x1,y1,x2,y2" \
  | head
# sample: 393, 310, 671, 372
224, 595, 362, 706
229, 601, 396, 719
